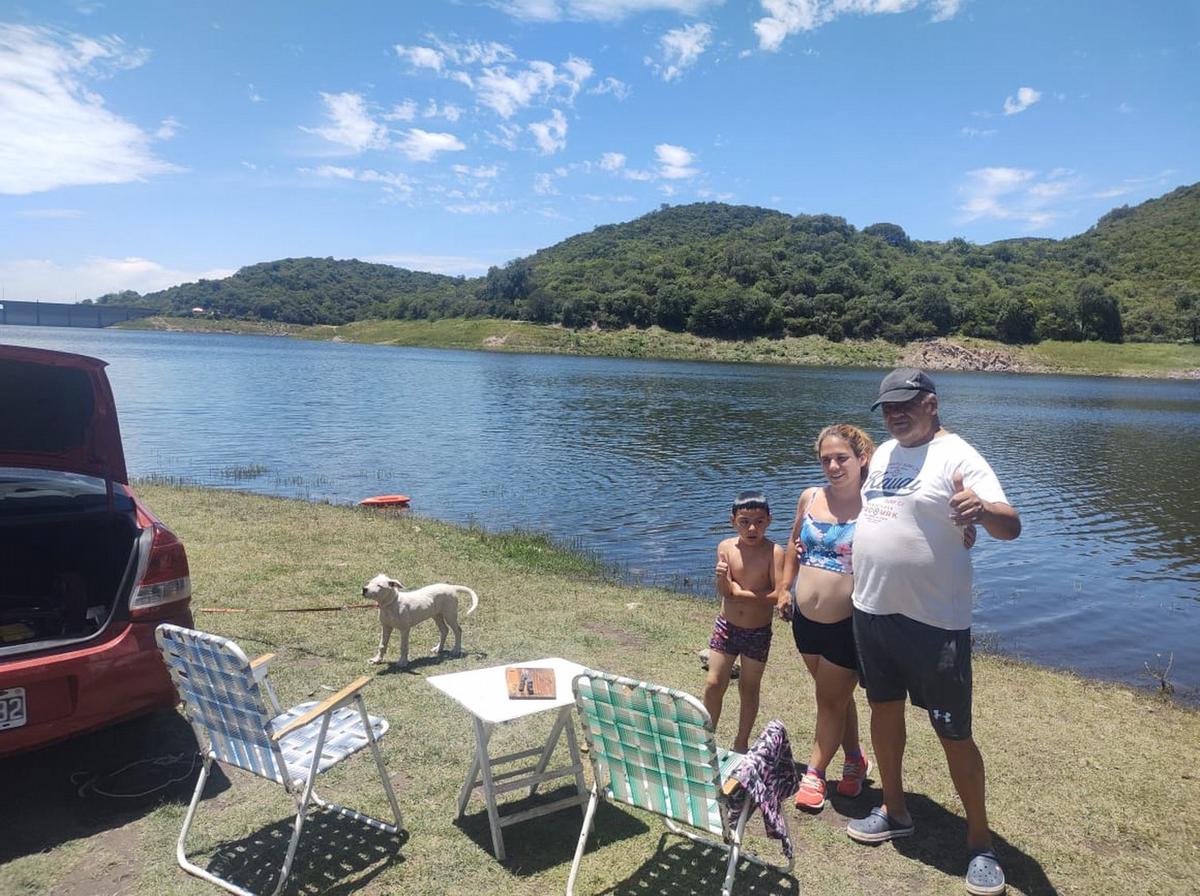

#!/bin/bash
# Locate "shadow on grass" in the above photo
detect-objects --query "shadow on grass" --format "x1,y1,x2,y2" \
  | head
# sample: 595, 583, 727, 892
196, 807, 408, 896
454, 792, 648, 874
373, 647, 490, 676
0, 707, 219, 863
849, 793, 1058, 896
594, 832, 798, 896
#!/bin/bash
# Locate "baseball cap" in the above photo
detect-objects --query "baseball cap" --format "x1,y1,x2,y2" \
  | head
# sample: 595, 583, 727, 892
871, 368, 937, 410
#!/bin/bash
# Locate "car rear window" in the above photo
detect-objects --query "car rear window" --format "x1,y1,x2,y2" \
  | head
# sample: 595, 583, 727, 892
0, 359, 95, 454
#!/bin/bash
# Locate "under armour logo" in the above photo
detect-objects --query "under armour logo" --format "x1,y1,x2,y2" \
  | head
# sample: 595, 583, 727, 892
931, 709, 952, 723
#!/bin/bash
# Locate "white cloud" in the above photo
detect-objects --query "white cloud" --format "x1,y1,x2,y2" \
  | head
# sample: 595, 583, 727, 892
395, 44, 444, 71
650, 23, 713, 81
929, 0, 961, 21
533, 172, 559, 194
0, 255, 234, 302
753, 0, 956, 52
301, 165, 414, 191
1002, 86, 1041, 115
561, 56, 594, 97
396, 128, 467, 161
0, 24, 179, 195
453, 164, 500, 179
655, 143, 698, 179
497, 0, 720, 21
384, 100, 418, 121
590, 76, 631, 99
529, 108, 568, 154
960, 126, 997, 137
488, 123, 524, 150
599, 152, 626, 171
445, 200, 507, 214
476, 61, 561, 118
433, 38, 516, 67
581, 193, 637, 202
302, 91, 390, 152
155, 116, 181, 140
957, 166, 1078, 229
425, 100, 463, 121
247, 83, 263, 103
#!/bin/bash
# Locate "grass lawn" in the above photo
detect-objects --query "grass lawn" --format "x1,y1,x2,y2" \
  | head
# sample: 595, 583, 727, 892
2, 485, 1197, 895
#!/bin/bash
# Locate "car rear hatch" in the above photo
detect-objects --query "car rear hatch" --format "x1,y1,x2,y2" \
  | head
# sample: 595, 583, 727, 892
0, 345, 140, 657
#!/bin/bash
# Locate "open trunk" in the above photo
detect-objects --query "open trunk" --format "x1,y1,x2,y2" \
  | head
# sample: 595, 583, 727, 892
0, 470, 141, 655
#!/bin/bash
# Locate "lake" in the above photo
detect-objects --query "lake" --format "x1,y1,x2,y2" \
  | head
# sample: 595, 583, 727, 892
4, 325, 1199, 700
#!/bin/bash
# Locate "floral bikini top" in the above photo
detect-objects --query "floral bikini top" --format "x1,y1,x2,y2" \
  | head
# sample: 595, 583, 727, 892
798, 507, 856, 576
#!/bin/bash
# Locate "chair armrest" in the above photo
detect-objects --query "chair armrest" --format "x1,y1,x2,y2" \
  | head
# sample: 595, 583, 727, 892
270, 675, 372, 742
722, 777, 743, 797
250, 653, 276, 681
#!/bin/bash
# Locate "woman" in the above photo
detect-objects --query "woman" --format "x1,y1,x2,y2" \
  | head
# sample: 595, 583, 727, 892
775, 423, 876, 810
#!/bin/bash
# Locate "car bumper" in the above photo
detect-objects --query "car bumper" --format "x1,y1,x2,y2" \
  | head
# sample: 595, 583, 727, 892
0, 608, 193, 758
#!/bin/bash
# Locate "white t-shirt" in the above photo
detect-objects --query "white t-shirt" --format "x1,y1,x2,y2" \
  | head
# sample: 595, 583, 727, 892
851, 432, 1009, 630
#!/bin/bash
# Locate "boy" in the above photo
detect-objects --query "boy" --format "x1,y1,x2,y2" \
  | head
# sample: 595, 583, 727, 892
703, 491, 784, 753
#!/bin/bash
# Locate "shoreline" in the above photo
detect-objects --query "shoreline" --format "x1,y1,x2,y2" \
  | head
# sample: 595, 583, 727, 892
118, 315, 1200, 379
7, 482, 1198, 895
139, 477, 1199, 706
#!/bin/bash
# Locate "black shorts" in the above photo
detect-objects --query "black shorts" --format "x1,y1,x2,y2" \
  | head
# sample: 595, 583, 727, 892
852, 608, 973, 740
791, 612, 859, 672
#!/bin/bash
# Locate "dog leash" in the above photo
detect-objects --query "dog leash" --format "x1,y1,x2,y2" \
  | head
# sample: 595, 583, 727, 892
197, 603, 377, 614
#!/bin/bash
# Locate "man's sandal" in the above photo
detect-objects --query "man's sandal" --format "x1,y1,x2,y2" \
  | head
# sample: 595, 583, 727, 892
846, 807, 915, 843
965, 848, 1006, 896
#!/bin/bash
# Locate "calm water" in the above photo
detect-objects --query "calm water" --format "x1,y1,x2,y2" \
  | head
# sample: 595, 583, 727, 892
5, 325, 1199, 699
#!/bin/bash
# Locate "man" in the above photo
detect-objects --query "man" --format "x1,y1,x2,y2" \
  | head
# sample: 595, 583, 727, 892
847, 368, 1021, 896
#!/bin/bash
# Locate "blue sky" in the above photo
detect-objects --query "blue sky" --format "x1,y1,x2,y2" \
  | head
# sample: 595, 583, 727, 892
2, 1, 1197, 302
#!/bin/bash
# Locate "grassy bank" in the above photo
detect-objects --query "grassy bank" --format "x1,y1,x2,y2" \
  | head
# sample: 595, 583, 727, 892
3, 486, 1196, 896
124, 315, 1200, 378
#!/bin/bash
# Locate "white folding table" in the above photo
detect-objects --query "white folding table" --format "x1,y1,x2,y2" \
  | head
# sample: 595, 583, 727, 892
426, 657, 589, 860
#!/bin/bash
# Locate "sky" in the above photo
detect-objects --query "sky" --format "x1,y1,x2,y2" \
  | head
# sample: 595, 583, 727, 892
1, 1, 1197, 302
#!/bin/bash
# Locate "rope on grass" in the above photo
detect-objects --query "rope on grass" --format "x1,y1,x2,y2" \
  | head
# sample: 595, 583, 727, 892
197, 603, 376, 614
72, 752, 201, 799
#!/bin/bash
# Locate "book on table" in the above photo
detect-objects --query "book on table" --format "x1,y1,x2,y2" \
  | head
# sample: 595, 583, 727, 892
505, 666, 556, 699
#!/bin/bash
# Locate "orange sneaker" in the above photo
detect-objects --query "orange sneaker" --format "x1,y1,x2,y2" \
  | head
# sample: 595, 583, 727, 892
793, 771, 827, 810
836, 754, 872, 798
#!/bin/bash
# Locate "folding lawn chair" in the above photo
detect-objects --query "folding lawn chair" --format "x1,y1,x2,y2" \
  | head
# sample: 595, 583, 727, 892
155, 623, 404, 896
568, 670, 794, 896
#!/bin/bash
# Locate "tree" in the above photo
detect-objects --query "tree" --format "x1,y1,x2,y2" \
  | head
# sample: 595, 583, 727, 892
995, 295, 1037, 344
1077, 280, 1124, 343
863, 222, 911, 249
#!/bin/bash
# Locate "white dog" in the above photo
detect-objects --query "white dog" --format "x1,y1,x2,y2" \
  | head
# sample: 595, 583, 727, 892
362, 573, 479, 668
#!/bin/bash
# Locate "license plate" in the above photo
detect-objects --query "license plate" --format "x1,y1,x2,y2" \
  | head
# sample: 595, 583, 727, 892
0, 687, 26, 731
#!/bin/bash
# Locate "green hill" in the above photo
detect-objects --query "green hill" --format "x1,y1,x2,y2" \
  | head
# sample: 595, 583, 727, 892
97, 183, 1200, 344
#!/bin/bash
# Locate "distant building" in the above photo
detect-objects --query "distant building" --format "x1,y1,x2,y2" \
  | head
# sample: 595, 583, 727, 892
191, 307, 206, 315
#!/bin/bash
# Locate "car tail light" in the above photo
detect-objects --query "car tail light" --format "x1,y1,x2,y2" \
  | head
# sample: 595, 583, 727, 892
129, 521, 192, 620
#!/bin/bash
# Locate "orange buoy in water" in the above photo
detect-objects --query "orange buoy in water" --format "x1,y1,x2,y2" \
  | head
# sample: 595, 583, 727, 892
358, 494, 411, 508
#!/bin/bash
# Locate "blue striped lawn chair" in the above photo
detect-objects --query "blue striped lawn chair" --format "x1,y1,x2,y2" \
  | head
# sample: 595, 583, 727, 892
568, 670, 794, 896
155, 623, 404, 896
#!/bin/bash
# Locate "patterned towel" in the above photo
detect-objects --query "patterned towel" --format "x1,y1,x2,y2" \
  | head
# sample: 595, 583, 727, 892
726, 719, 799, 858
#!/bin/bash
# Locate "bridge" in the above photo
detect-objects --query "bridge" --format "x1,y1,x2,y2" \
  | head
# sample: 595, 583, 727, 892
0, 300, 156, 328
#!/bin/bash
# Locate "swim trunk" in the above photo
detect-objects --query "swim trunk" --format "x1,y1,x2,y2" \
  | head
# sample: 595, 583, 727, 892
709, 615, 772, 664
791, 612, 859, 672
852, 609, 973, 740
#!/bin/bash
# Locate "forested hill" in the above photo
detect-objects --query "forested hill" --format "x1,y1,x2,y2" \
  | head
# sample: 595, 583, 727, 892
98, 183, 1200, 344
101, 258, 475, 325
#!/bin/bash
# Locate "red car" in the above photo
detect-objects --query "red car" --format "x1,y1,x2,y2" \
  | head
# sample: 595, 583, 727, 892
0, 344, 193, 757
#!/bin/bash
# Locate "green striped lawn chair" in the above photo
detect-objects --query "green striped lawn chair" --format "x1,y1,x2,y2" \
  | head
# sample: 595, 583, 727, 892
155, 623, 404, 896
568, 670, 794, 896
